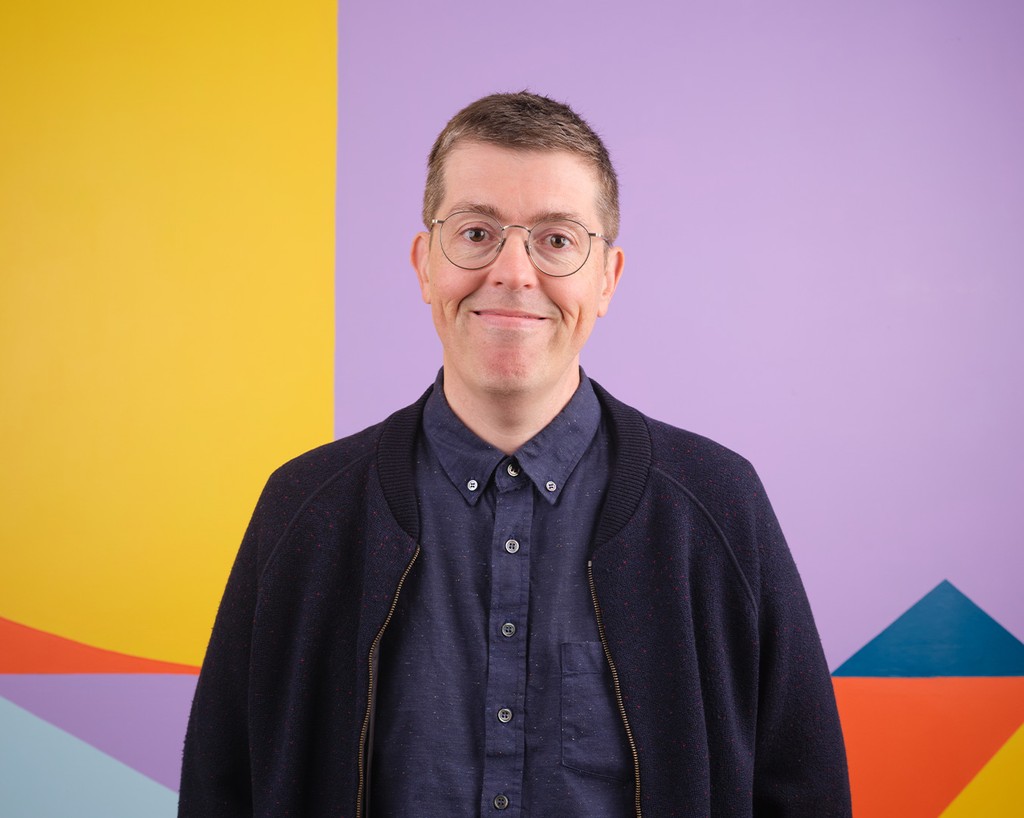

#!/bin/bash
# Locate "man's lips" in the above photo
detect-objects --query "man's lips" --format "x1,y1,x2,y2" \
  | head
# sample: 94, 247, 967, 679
473, 309, 546, 320
471, 308, 550, 328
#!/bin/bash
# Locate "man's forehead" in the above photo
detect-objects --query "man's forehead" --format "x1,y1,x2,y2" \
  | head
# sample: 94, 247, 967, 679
437, 142, 604, 226
441, 141, 596, 176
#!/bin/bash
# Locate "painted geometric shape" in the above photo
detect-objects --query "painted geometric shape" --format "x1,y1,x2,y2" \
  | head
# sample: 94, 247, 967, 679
0, 674, 197, 790
833, 580, 1024, 677
0, 617, 199, 674
833, 676, 1024, 818
0, 696, 178, 818
1, 0, 335, 670
940, 722, 1024, 817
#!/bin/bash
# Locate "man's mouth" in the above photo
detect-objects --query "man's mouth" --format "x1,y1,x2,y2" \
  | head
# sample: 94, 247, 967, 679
473, 309, 546, 321
470, 309, 549, 330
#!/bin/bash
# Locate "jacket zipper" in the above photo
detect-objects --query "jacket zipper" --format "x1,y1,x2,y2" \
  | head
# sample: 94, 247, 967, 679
587, 560, 643, 818
356, 546, 421, 818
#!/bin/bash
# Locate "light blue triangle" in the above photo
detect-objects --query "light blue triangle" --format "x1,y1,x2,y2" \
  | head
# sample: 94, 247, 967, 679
834, 579, 1024, 677
0, 696, 178, 818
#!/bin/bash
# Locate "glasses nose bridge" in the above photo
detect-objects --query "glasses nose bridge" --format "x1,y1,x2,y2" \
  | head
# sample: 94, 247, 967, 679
495, 222, 537, 265
501, 222, 532, 247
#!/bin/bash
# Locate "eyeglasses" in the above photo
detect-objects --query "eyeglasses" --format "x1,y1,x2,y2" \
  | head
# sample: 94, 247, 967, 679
430, 210, 610, 278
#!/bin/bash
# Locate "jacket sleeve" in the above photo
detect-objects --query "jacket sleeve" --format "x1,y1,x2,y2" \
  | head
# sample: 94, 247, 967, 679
178, 498, 263, 816
748, 478, 852, 817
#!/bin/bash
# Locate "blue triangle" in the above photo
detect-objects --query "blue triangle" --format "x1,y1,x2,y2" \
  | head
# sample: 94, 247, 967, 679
833, 580, 1024, 677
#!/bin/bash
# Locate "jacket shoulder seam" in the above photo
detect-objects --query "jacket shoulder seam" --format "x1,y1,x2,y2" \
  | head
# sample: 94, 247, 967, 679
258, 445, 378, 583
649, 462, 758, 614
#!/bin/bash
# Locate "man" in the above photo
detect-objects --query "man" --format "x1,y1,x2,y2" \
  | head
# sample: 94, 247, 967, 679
180, 92, 851, 817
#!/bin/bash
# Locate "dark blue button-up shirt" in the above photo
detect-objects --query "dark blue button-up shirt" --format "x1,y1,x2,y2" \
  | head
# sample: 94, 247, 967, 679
371, 371, 632, 817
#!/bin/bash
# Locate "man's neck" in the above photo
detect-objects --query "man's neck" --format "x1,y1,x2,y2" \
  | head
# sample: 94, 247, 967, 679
441, 367, 581, 455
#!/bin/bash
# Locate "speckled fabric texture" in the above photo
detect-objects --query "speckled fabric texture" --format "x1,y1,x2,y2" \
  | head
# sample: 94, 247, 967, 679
372, 372, 632, 816
179, 382, 851, 818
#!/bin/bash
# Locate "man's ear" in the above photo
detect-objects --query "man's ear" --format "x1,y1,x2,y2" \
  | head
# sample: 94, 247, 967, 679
411, 232, 432, 304
596, 245, 624, 317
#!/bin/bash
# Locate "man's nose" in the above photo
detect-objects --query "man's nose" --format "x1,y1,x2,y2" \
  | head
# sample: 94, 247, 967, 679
489, 226, 538, 288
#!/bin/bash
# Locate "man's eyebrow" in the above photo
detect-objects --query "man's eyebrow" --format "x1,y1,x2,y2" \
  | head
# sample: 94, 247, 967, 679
446, 201, 503, 221
446, 202, 591, 226
531, 210, 589, 225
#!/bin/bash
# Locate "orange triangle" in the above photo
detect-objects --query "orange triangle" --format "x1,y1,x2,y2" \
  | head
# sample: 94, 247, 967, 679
833, 677, 1024, 818
0, 616, 199, 674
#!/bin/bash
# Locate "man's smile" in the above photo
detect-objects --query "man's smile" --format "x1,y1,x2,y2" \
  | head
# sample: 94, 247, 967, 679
470, 308, 550, 328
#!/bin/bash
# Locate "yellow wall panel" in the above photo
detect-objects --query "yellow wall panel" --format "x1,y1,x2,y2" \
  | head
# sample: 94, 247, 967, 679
0, 1, 335, 665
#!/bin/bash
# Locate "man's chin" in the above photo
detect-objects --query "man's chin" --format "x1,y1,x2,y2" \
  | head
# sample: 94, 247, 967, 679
443, 345, 576, 400
472, 358, 581, 402
474, 366, 539, 396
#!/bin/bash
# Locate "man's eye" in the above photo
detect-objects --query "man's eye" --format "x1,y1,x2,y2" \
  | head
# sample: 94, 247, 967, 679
544, 233, 573, 250
463, 228, 489, 243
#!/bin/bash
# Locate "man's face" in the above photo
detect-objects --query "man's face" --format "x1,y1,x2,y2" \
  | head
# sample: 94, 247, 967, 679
412, 142, 624, 405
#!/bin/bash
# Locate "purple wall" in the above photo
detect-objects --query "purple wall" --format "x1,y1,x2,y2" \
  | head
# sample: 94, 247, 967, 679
337, 0, 1024, 669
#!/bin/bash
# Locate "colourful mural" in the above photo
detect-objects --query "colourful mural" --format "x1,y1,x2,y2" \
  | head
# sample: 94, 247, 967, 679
2, 0, 1022, 815
0, 0, 335, 669
0, 618, 198, 812
1, 0, 334, 813
833, 582, 1024, 816
4, 583, 1022, 814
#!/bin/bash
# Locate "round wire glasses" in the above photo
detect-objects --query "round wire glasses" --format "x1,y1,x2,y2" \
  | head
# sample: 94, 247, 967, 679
430, 210, 610, 278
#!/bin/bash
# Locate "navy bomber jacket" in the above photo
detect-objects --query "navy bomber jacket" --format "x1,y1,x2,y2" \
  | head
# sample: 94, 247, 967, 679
179, 382, 852, 818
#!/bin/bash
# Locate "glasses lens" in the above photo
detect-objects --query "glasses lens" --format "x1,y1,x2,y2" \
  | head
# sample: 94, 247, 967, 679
529, 220, 591, 276
436, 212, 594, 276
439, 211, 503, 270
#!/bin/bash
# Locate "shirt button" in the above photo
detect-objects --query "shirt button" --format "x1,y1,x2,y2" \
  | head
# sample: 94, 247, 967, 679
494, 794, 510, 810
497, 708, 513, 723
467, 479, 479, 491
506, 461, 520, 477
545, 480, 557, 492
501, 622, 516, 638
504, 538, 520, 554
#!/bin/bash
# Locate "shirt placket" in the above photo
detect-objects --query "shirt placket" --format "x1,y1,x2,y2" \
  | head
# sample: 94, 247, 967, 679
479, 457, 531, 816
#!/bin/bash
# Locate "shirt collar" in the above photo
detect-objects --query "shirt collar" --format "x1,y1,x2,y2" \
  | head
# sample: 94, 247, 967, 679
422, 368, 602, 506
422, 370, 504, 505
512, 372, 601, 505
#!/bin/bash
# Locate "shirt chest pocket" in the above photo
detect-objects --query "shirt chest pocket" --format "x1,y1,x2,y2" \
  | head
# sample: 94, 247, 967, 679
560, 641, 631, 781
